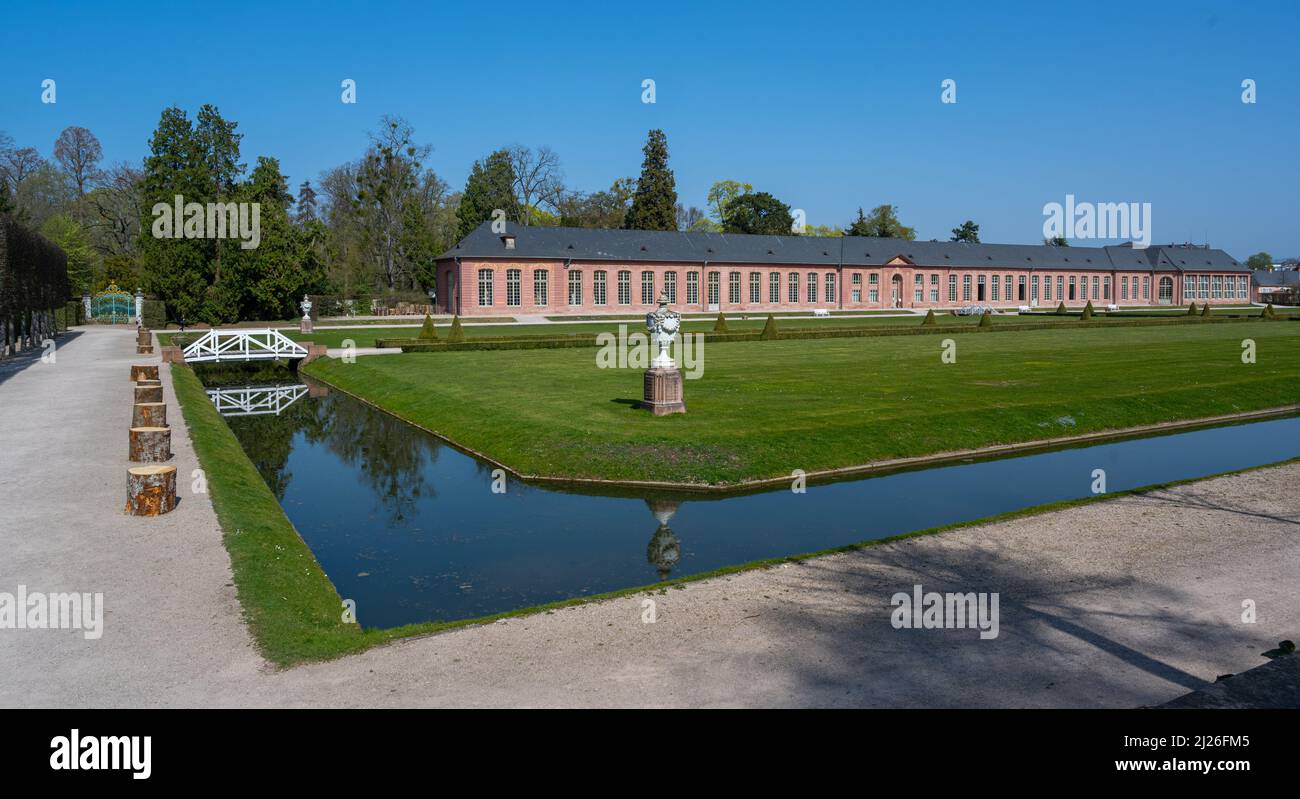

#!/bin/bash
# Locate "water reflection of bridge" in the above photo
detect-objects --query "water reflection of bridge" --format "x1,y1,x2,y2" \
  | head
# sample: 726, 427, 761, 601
206, 384, 310, 416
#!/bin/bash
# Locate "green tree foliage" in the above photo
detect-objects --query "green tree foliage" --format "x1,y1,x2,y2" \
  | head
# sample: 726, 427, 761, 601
721, 191, 794, 235
40, 214, 95, 293
1044, 237, 1069, 246
705, 179, 752, 224
456, 149, 518, 238
623, 129, 677, 231
845, 205, 916, 239
138, 106, 326, 323
950, 220, 980, 243
1245, 252, 1273, 271
557, 178, 634, 228
1081, 300, 1094, 320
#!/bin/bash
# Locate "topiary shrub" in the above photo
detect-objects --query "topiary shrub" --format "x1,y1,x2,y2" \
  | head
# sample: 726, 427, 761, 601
1200, 302, 1211, 317
712, 311, 729, 332
418, 313, 439, 341
1081, 300, 1094, 321
921, 308, 936, 326
1187, 302, 1198, 315
760, 314, 779, 340
1055, 301, 1067, 315
447, 315, 466, 343
978, 311, 993, 328
1263, 303, 1276, 319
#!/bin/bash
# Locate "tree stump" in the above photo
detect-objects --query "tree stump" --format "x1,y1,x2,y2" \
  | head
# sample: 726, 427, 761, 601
136, 344, 154, 355
137, 328, 151, 346
132, 402, 167, 428
129, 426, 172, 462
135, 385, 163, 404
130, 364, 159, 381
125, 465, 177, 516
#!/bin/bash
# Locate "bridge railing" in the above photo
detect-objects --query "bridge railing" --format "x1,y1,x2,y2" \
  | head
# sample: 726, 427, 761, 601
182, 329, 309, 363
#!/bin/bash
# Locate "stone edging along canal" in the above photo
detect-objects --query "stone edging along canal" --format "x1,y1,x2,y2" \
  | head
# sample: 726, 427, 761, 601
296, 369, 1300, 495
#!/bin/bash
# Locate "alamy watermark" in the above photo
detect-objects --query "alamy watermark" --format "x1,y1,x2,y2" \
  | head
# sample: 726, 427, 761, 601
0, 585, 103, 640
151, 195, 261, 249
596, 324, 704, 379
891, 584, 999, 640
1042, 194, 1150, 249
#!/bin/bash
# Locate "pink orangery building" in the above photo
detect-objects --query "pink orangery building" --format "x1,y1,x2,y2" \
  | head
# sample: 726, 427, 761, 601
434, 222, 1252, 317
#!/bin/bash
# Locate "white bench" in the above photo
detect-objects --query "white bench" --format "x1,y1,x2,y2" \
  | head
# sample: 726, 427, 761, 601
812, 308, 831, 317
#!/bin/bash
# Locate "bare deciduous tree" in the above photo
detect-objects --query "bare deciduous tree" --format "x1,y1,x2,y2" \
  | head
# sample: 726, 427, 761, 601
53, 125, 104, 198
508, 145, 564, 224
86, 161, 144, 256
0, 131, 45, 192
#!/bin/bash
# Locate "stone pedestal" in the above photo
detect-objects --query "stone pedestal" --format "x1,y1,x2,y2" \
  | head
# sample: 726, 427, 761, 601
643, 367, 686, 416
299, 317, 313, 333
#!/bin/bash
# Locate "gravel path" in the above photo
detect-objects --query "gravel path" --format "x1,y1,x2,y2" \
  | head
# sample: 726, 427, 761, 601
1, 326, 1296, 708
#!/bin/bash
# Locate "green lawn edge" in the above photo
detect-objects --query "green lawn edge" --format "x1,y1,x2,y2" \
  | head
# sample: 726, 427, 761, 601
170, 361, 1299, 665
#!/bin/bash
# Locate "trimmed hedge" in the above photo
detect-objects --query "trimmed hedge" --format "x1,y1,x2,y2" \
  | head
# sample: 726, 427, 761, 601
1, 213, 70, 352
378, 314, 1265, 353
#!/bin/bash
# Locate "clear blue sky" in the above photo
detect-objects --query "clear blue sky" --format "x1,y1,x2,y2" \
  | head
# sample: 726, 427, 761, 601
2, 0, 1296, 258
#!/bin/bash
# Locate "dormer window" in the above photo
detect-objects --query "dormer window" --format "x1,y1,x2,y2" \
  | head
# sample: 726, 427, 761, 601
502, 235, 516, 250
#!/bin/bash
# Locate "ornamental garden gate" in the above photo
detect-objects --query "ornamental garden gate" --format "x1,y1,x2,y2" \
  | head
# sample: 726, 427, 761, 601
91, 283, 134, 323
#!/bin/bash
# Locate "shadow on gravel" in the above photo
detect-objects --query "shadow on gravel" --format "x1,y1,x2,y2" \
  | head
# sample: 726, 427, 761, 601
0, 330, 82, 388
728, 501, 1280, 707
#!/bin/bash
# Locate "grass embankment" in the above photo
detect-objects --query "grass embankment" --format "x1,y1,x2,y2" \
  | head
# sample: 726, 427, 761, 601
171, 364, 427, 665
304, 320, 1300, 485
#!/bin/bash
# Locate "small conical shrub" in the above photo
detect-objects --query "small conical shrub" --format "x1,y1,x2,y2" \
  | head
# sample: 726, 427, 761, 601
1055, 301, 1067, 315
1263, 303, 1276, 319
1199, 302, 1210, 317
978, 310, 993, 328
418, 314, 439, 341
712, 311, 729, 332
447, 315, 466, 343
760, 314, 779, 340
921, 308, 936, 326
1187, 302, 1198, 315
1081, 300, 1094, 321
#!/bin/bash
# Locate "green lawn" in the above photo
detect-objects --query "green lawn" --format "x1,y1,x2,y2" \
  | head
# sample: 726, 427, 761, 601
302, 320, 1300, 485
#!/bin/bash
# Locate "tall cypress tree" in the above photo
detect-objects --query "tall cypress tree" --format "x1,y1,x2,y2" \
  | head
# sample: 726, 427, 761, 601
623, 129, 677, 231
456, 149, 518, 238
138, 106, 211, 323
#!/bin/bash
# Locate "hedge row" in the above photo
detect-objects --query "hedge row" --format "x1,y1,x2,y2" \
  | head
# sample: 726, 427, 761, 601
382, 314, 1269, 353
1, 213, 70, 353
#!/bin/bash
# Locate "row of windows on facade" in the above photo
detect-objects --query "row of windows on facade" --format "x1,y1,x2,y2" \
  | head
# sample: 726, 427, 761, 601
474, 269, 1251, 307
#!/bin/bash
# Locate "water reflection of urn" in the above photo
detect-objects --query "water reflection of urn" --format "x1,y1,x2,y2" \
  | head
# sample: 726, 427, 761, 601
645, 499, 681, 579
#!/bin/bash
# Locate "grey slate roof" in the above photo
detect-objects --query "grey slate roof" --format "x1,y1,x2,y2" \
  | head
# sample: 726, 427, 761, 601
441, 222, 1246, 273
1253, 270, 1300, 287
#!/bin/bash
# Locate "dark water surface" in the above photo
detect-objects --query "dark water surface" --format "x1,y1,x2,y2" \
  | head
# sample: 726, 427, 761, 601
197, 365, 1300, 629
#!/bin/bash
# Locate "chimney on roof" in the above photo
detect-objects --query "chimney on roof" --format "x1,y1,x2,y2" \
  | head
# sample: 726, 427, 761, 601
502, 234, 516, 249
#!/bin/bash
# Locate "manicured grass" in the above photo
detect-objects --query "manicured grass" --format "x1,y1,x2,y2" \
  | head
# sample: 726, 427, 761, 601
303, 320, 1300, 485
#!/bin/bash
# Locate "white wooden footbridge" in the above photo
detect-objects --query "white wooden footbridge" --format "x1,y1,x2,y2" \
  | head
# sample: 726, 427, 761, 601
181, 329, 309, 363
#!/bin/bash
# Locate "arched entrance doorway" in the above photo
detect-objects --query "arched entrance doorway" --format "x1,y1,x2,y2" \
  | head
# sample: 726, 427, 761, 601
1159, 276, 1173, 305
890, 275, 903, 308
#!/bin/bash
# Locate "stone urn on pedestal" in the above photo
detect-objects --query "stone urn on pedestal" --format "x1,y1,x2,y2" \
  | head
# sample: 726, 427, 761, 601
642, 290, 686, 416
299, 294, 313, 333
